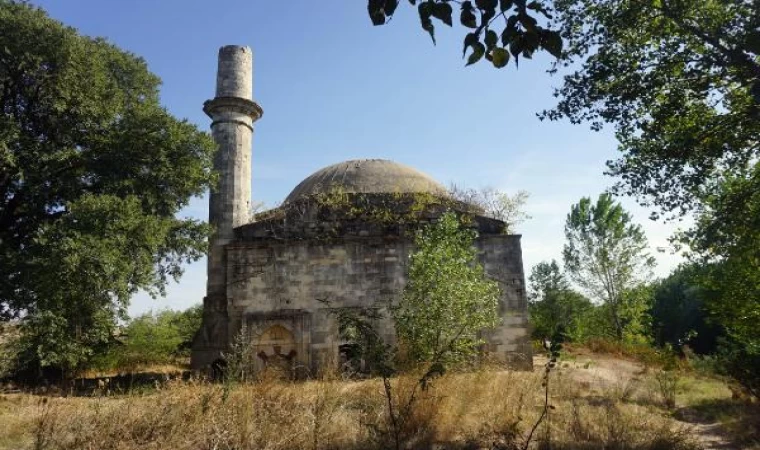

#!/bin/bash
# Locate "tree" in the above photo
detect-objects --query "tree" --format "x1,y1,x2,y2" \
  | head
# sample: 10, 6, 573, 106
366, 0, 563, 68
365, 1, 758, 213
527, 260, 592, 341
544, 0, 759, 218
675, 169, 760, 396
331, 212, 501, 450
86, 305, 202, 372
683, 169, 760, 348
448, 184, 531, 233
394, 211, 501, 365
563, 194, 655, 340
650, 265, 722, 354
0, 2, 215, 377
119, 306, 203, 368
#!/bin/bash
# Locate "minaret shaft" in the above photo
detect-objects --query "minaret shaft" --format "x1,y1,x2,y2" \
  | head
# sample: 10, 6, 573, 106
204, 46, 262, 298
192, 45, 262, 371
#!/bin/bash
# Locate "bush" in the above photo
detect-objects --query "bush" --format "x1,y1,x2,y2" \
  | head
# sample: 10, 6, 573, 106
715, 337, 760, 399
528, 260, 594, 341
565, 303, 618, 343
90, 305, 202, 372
0, 322, 20, 379
650, 265, 723, 354
584, 337, 677, 368
654, 369, 680, 409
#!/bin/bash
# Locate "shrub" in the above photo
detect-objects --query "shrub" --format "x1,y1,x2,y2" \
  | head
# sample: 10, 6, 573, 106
584, 337, 677, 368
654, 369, 680, 409
715, 337, 760, 400
90, 305, 202, 372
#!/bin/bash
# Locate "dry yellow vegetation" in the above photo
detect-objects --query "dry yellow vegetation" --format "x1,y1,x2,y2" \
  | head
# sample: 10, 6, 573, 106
0, 358, 724, 450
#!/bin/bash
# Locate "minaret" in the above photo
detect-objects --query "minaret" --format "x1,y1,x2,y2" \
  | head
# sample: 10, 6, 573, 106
204, 45, 262, 297
192, 45, 262, 370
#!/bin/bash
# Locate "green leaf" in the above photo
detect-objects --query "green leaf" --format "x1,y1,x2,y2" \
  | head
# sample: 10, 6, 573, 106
540, 30, 562, 58
745, 31, 760, 54
491, 47, 510, 68
475, 0, 498, 10
431, 2, 453, 26
518, 12, 537, 32
460, 1, 478, 28
526, 0, 551, 18
524, 29, 540, 53
466, 41, 486, 66
509, 34, 522, 67
481, 6, 496, 23
384, 0, 400, 17
501, 15, 518, 45
484, 29, 498, 50
462, 32, 479, 58
368, 0, 386, 25
418, 1, 436, 43
499, 0, 513, 11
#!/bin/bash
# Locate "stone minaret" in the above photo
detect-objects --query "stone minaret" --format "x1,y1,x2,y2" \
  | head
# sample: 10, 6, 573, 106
192, 45, 263, 370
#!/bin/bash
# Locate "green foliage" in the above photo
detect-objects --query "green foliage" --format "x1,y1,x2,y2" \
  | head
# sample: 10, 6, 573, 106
563, 194, 655, 341
527, 260, 592, 341
536, 0, 760, 399
654, 368, 680, 409
366, 0, 563, 68
618, 284, 654, 343
394, 212, 501, 365
650, 265, 722, 354
312, 186, 453, 230
677, 160, 760, 398
221, 326, 258, 383
333, 213, 502, 450
336, 307, 396, 377
544, 0, 759, 218
566, 303, 616, 342
715, 337, 760, 399
685, 169, 760, 350
15, 309, 115, 379
91, 305, 202, 372
0, 1, 215, 374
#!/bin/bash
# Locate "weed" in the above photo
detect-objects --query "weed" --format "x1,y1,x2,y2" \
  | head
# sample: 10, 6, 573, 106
654, 369, 680, 409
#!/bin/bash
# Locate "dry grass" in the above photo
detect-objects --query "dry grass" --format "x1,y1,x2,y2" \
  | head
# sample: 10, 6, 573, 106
0, 363, 705, 450
78, 363, 187, 379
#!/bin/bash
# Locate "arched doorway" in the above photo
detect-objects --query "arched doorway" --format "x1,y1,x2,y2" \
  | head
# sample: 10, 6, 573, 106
255, 325, 297, 375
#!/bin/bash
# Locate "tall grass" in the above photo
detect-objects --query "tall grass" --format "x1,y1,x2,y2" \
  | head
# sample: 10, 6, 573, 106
0, 367, 702, 450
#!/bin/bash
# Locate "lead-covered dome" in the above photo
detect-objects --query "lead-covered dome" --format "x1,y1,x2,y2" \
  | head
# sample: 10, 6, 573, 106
284, 159, 446, 203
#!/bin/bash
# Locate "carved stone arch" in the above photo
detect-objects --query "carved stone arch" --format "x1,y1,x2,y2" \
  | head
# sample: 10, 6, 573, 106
253, 323, 297, 375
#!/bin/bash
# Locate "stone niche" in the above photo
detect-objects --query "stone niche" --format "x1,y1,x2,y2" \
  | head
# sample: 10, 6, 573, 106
243, 310, 312, 378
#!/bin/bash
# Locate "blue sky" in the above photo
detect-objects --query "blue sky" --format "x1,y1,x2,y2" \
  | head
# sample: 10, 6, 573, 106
32, 1, 689, 315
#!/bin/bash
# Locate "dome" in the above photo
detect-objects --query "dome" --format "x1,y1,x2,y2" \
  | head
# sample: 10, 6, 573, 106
284, 159, 447, 203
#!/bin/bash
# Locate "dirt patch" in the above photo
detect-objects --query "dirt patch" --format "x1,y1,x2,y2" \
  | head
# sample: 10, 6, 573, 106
536, 351, 739, 450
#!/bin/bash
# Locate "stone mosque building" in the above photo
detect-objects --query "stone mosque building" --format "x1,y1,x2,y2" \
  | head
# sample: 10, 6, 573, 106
191, 45, 532, 374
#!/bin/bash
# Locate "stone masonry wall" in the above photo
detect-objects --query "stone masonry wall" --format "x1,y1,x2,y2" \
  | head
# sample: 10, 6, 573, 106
225, 233, 531, 374
476, 235, 532, 369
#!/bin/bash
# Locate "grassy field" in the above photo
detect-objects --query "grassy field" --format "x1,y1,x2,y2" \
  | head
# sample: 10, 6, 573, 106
0, 349, 757, 450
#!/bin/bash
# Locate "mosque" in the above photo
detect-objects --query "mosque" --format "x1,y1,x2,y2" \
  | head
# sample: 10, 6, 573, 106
190, 45, 532, 375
